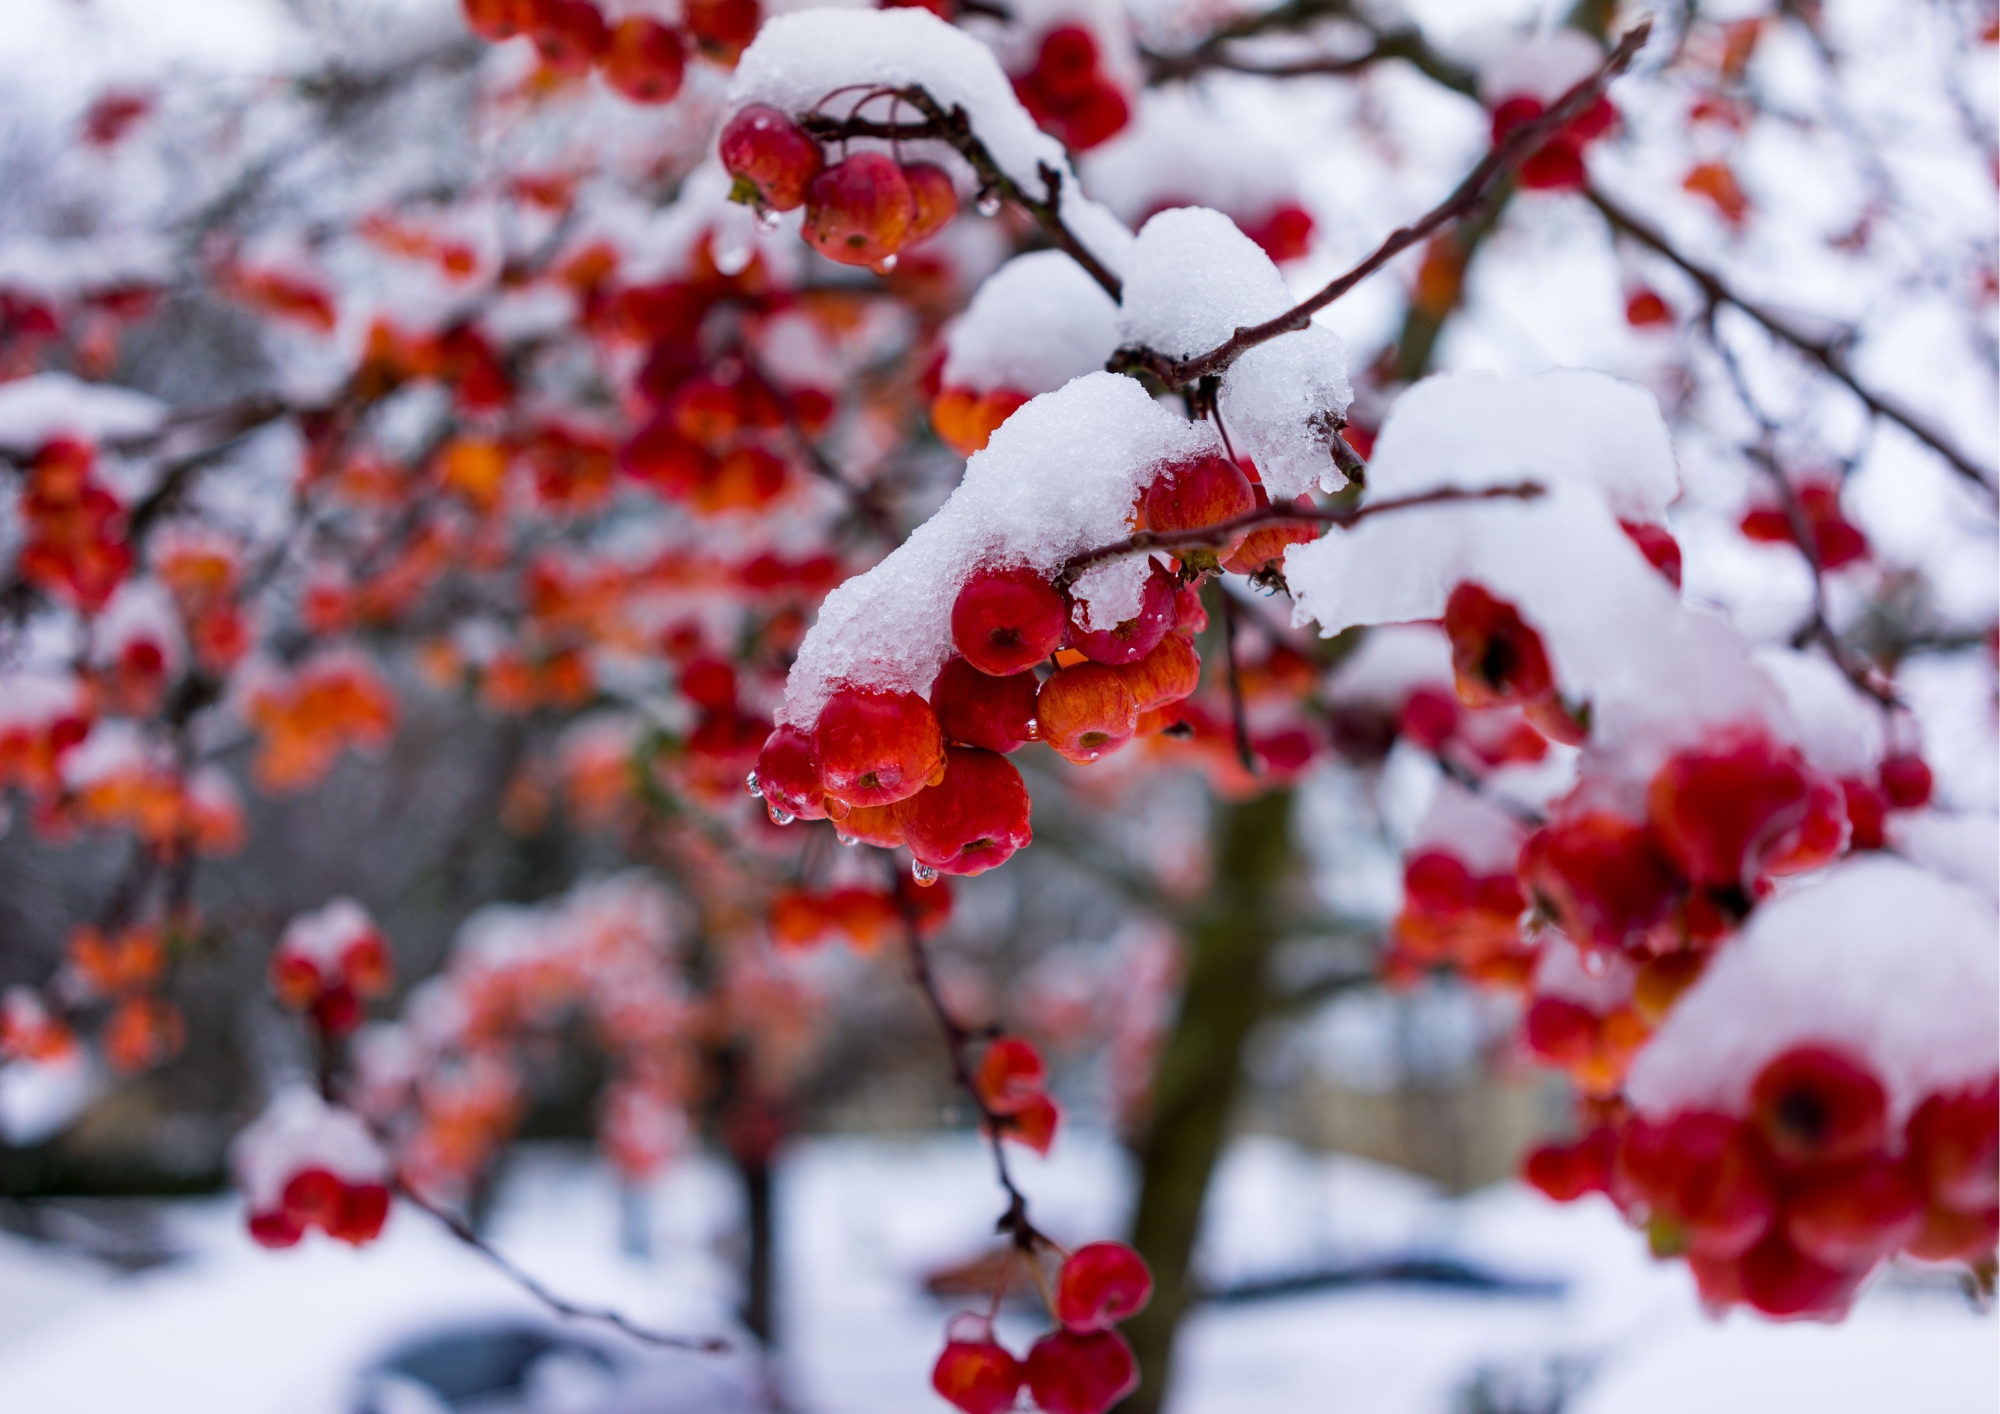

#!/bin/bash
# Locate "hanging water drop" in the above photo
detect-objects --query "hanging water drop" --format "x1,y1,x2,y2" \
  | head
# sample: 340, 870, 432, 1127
975, 190, 1002, 218
753, 205, 783, 233
873, 253, 898, 274
911, 861, 940, 887
1024, 719, 1039, 741
766, 804, 796, 826
745, 771, 763, 798
836, 831, 858, 847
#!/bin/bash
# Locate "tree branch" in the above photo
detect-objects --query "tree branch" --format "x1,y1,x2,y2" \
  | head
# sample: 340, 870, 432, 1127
1584, 184, 1998, 502
395, 1179, 732, 1353
1110, 22, 1651, 389
1054, 481, 1543, 589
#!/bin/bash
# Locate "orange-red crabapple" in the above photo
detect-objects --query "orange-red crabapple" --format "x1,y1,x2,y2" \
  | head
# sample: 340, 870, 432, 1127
1141, 454, 1255, 560
902, 162, 959, 245
1036, 663, 1139, 763
1024, 1327, 1139, 1414
1647, 736, 1830, 889
975, 1036, 1046, 1115
1905, 1080, 1999, 1214
837, 802, 908, 849
601, 16, 686, 104
1615, 1112, 1778, 1260
932, 1335, 1025, 1414
897, 745, 1033, 876
683, 0, 760, 62
529, 0, 611, 74
1517, 811, 1682, 954
720, 104, 825, 212
752, 724, 830, 823
811, 688, 945, 808
1070, 564, 1175, 666
952, 566, 1068, 676
804, 152, 916, 268
931, 655, 1039, 753
1783, 1154, 1926, 1269
1054, 1242, 1153, 1332
1115, 632, 1201, 715
1443, 582, 1557, 710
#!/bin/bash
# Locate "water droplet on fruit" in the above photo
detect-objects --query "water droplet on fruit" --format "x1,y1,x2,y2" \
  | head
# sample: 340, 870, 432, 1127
1024, 719, 1039, 740
975, 190, 1002, 217
872, 253, 898, 274
753, 205, 783, 233
766, 804, 796, 826
911, 861, 940, 887
835, 831, 858, 847
745, 771, 763, 798
1581, 950, 1608, 978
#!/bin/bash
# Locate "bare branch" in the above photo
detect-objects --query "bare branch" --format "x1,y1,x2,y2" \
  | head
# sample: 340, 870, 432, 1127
396, 1179, 732, 1353
1055, 481, 1543, 589
1584, 185, 1998, 503
1110, 22, 1652, 388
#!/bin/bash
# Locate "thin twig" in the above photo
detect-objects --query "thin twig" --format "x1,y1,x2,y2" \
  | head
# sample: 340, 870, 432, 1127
796, 90, 1122, 301
1054, 481, 1543, 589
1110, 22, 1652, 388
395, 1179, 732, 1352
1585, 185, 1998, 502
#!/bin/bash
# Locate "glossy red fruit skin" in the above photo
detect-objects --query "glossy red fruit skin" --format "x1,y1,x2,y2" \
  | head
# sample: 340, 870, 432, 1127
1616, 1112, 1777, 1259
902, 162, 958, 245
897, 746, 1033, 876
1750, 1046, 1888, 1170
932, 1339, 1024, 1414
804, 152, 916, 268
719, 104, 825, 212
248, 1209, 305, 1248
1878, 753, 1934, 810
1025, 1328, 1139, 1414
1055, 1242, 1153, 1333
1518, 811, 1682, 954
931, 656, 1038, 753
1443, 582, 1556, 709
811, 689, 945, 808
1524, 1127, 1617, 1202
1070, 564, 1175, 667
1647, 735, 1824, 890
1142, 454, 1255, 551
1906, 1079, 2000, 1213
1116, 632, 1201, 715
1037, 663, 1139, 763
952, 566, 1068, 676
1784, 1155, 1925, 1268
1736, 1230, 1864, 1319
329, 1182, 391, 1244
601, 16, 686, 104
1221, 486, 1319, 575
282, 1167, 344, 1229
754, 724, 829, 822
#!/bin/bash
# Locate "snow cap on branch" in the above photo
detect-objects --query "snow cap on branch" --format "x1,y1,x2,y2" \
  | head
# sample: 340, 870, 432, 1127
232, 1086, 389, 1213
940, 251, 1121, 396
779, 371, 1218, 726
0, 372, 165, 451
1626, 856, 1999, 1129
1118, 208, 1350, 497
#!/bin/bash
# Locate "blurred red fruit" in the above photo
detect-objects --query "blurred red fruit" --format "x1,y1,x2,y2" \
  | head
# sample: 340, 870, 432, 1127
932, 1338, 1024, 1414
1054, 1242, 1153, 1332
601, 17, 686, 104
1750, 1046, 1888, 1170
1024, 1328, 1138, 1414
1519, 811, 1682, 953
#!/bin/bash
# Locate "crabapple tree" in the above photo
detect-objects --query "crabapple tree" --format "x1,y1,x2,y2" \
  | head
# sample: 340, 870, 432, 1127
0, 0, 1993, 1411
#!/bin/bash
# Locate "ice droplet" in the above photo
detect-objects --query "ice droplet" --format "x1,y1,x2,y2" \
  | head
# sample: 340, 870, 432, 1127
911, 861, 940, 887
745, 771, 763, 798
873, 253, 898, 275
975, 190, 1002, 218
766, 804, 796, 826
710, 208, 755, 277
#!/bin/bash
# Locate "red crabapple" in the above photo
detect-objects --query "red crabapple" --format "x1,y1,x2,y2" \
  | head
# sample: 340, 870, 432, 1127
952, 566, 1068, 676
1054, 1242, 1153, 1332
897, 746, 1033, 876
1619, 519, 1684, 587
1841, 779, 1888, 851
976, 1036, 1046, 1114
1878, 752, 1934, 810
1222, 486, 1319, 576
1616, 1112, 1777, 1259
1783, 1155, 1925, 1268
1647, 735, 1827, 889
601, 17, 686, 104
1115, 632, 1201, 715
683, 0, 760, 63
1906, 1202, 1999, 1262
1037, 663, 1139, 763
1141, 454, 1255, 560
804, 152, 916, 268
329, 1182, 392, 1244
753, 724, 829, 823
1523, 1128, 1617, 1202
1517, 811, 1681, 954
462, 0, 531, 41
902, 163, 958, 245
1443, 582, 1556, 709
1736, 1230, 1863, 1318
1905, 1080, 2000, 1213
529, 0, 610, 74
811, 688, 945, 808
931, 656, 1039, 753
720, 104, 825, 212
932, 1337, 1024, 1414
1025, 1328, 1139, 1414
836, 802, 908, 849
1008, 1092, 1060, 1154
1070, 564, 1175, 666
1750, 1046, 1887, 1170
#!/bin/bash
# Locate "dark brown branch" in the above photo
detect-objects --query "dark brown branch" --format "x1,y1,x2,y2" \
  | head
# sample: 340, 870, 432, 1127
1584, 185, 1998, 502
1111, 21, 1652, 389
796, 89, 1123, 302
395, 1179, 731, 1352
1055, 481, 1543, 589
899, 923, 1048, 1255
1146, 24, 1477, 90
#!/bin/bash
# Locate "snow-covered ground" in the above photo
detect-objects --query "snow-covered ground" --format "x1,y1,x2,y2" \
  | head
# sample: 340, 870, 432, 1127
0, 1130, 1990, 1413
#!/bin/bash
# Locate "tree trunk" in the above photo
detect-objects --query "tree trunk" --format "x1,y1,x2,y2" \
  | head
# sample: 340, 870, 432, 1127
1120, 788, 1294, 1414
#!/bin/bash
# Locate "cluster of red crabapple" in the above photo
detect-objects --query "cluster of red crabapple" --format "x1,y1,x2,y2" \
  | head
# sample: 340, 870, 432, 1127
461, 0, 758, 101
749, 449, 1313, 881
